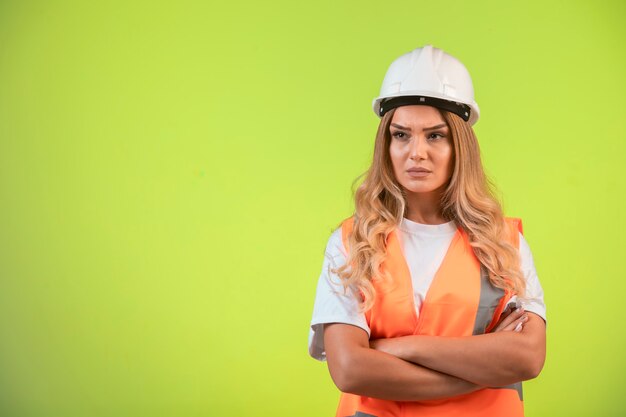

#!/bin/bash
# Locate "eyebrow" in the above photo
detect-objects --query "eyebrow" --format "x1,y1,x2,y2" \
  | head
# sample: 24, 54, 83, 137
390, 123, 448, 131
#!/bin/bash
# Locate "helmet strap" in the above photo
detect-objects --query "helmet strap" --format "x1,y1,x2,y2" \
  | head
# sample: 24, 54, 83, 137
379, 96, 471, 122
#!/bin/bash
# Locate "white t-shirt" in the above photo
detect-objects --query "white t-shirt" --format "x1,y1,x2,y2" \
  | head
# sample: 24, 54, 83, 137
308, 218, 547, 361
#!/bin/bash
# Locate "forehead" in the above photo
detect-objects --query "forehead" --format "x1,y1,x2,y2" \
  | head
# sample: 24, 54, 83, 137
390, 105, 447, 128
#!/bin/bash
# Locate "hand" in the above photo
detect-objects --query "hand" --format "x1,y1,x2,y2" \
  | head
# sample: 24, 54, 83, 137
492, 304, 529, 333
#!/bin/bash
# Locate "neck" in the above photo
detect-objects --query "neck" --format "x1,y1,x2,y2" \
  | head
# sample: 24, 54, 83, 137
404, 190, 447, 225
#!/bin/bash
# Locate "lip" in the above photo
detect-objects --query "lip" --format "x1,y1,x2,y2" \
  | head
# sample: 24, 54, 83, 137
406, 167, 431, 178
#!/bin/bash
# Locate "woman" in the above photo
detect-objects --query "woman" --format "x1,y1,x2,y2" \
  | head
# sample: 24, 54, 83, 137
308, 45, 546, 417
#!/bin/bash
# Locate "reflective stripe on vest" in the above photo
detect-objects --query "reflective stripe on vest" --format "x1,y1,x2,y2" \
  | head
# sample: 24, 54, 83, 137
336, 217, 524, 417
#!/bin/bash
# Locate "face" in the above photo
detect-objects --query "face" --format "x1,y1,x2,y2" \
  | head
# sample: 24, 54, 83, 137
388, 105, 453, 196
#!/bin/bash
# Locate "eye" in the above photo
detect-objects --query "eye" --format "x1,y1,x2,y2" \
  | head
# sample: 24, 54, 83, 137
428, 132, 446, 140
391, 131, 409, 140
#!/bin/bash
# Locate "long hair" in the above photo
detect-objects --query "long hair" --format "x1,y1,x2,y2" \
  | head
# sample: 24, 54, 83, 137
332, 108, 525, 312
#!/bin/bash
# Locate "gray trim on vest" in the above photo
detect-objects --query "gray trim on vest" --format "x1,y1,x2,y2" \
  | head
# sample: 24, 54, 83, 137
472, 265, 506, 335
495, 382, 524, 401
345, 412, 378, 417
473, 267, 524, 402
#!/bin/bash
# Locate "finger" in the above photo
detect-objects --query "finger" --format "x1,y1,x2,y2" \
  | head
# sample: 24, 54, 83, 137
501, 313, 529, 332
496, 310, 527, 332
495, 307, 525, 331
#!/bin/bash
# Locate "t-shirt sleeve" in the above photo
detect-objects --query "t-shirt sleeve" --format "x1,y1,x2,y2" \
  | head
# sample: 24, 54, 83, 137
308, 228, 370, 362
510, 232, 547, 323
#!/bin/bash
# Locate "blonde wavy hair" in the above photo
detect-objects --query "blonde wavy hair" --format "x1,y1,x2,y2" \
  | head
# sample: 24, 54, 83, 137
333, 107, 525, 312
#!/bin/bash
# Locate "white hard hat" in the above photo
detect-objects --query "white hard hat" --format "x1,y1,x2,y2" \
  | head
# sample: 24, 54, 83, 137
372, 45, 480, 125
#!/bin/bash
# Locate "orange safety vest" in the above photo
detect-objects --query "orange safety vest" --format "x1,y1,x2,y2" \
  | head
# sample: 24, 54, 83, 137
336, 217, 524, 417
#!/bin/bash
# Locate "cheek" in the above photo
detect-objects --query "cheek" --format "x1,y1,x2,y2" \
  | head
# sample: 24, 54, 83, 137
444, 149, 454, 177
388, 145, 404, 171
437, 146, 454, 176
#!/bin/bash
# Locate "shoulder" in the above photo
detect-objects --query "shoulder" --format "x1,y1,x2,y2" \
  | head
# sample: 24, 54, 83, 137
504, 217, 523, 233
324, 216, 354, 256
517, 232, 537, 274
324, 227, 347, 258
502, 216, 532, 255
518, 232, 532, 255
502, 217, 523, 248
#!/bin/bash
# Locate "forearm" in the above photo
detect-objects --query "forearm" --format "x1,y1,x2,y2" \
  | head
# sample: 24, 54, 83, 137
376, 315, 546, 387
331, 345, 481, 401
324, 323, 482, 401
395, 333, 531, 387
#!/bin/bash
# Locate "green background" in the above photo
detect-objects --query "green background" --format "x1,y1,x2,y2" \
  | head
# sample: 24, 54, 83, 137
0, 0, 624, 416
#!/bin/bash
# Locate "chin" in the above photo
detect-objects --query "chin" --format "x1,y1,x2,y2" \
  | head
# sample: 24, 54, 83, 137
404, 188, 439, 195
402, 182, 447, 195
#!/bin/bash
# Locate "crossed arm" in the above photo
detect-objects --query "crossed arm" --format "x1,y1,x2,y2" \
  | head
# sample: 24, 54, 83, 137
323, 307, 546, 401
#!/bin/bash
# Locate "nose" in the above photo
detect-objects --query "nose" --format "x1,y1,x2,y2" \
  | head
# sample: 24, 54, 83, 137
409, 136, 428, 160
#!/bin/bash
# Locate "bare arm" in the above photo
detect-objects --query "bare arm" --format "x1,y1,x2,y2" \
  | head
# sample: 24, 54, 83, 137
324, 323, 483, 401
370, 310, 546, 387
